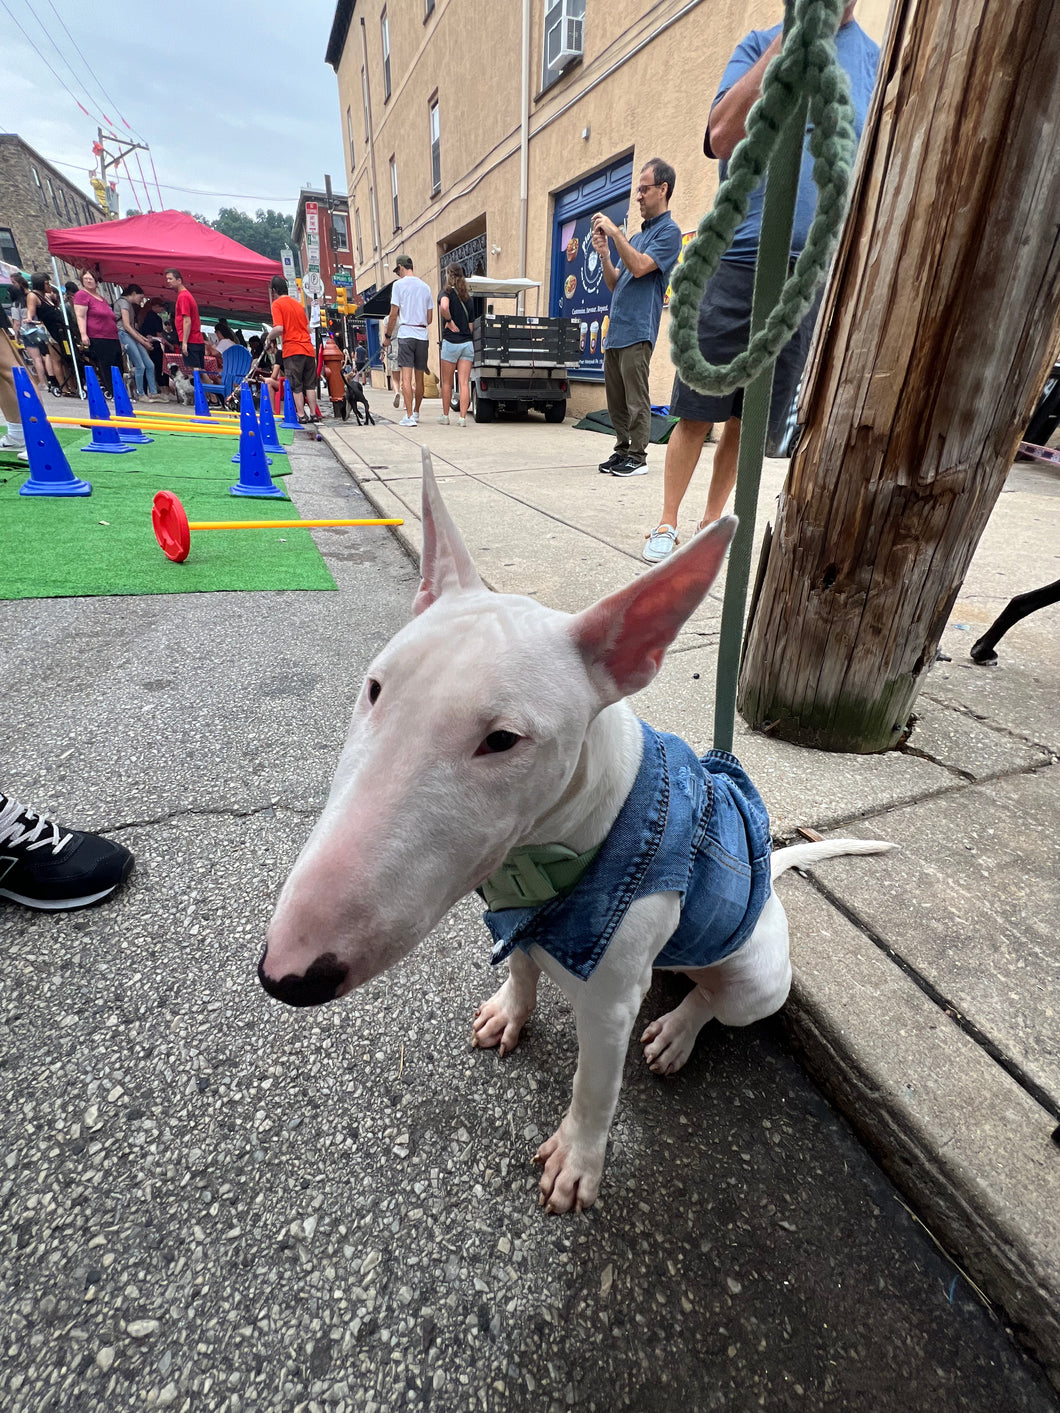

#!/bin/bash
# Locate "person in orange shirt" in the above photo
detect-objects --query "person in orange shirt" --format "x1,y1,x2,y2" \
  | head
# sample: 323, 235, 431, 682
265, 275, 321, 422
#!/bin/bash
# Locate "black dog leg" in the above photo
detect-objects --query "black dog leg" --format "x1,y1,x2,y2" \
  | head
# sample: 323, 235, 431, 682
970, 578, 1060, 664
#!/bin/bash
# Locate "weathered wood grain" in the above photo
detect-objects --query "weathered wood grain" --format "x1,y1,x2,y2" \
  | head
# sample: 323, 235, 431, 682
739, 0, 1060, 752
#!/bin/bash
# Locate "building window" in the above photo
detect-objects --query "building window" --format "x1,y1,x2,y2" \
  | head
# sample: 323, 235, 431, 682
369, 187, 379, 249
355, 207, 363, 265
425, 0, 435, 15
389, 157, 399, 231
362, 67, 370, 142
331, 212, 349, 252
346, 105, 354, 164
31, 165, 45, 208
429, 96, 441, 196
541, 0, 585, 92
0, 227, 21, 266
47, 177, 62, 215
381, 8, 391, 101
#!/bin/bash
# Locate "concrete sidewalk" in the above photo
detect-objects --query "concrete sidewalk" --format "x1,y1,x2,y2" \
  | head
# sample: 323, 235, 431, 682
324, 389, 1060, 1388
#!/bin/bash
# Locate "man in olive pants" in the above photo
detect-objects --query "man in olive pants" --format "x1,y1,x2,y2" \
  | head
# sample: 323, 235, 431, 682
592, 158, 683, 477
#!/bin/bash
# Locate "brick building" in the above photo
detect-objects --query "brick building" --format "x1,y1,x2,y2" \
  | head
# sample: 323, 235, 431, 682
0, 134, 104, 280
291, 186, 354, 302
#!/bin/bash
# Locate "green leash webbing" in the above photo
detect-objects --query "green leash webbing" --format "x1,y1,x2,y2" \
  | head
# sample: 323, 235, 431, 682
668, 0, 857, 398
666, 0, 857, 752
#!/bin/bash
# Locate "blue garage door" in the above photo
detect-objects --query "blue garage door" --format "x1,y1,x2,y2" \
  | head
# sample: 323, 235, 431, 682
551, 156, 634, 382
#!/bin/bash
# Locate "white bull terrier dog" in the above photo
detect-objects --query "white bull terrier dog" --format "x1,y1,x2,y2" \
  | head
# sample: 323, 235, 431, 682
261, 448, 894, 1214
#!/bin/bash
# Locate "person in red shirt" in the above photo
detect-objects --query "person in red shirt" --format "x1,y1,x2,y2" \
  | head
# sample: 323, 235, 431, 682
265, 275, 320, 422
163, 268, 205, 369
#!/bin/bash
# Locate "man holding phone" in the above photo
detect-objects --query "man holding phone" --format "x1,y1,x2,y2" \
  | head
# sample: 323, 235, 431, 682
592, 159, 683, 477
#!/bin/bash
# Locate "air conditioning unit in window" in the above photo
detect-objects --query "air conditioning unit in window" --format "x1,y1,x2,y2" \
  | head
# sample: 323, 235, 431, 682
545, 0, 584, 70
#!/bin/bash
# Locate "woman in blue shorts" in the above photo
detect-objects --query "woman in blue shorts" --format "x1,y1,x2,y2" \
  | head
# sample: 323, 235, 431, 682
437, 263, 474, 427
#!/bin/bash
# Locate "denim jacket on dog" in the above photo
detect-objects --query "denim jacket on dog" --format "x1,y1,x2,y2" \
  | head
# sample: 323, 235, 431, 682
483, 719, 772, 980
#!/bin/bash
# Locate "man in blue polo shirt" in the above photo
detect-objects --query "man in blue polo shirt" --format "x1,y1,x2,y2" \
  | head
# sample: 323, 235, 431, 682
592, 159, 684, 477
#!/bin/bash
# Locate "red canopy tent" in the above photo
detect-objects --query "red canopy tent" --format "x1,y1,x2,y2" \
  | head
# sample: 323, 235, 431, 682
46, 210, 282, 314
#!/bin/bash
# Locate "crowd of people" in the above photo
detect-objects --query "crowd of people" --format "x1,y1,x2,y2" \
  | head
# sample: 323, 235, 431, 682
1, 264, 286, 410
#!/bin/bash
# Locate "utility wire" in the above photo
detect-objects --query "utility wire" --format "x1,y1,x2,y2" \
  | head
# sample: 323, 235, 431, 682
44, 0, 148, 144
0, 0, 107, 128
45, 158, 292, 204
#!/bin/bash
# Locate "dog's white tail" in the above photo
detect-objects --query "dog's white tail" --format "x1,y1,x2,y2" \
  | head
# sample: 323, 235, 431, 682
771, 838, 897, 881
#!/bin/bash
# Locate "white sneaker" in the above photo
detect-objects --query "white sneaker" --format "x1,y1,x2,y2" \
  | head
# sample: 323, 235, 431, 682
437, 414, 450, 425
642, 524, 679, 564
411, 413, 419, 425
458, 417, 467, 427
399, 414, 416, 427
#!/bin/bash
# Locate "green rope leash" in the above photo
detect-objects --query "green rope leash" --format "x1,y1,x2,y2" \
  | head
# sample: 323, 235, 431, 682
669, 0, 857, 395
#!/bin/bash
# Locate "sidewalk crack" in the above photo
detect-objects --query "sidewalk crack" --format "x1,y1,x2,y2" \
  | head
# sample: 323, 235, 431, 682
801, 871, 1060, 1124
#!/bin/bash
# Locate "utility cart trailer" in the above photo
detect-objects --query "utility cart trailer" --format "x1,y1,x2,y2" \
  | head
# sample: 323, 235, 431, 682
460, 277, 580, 424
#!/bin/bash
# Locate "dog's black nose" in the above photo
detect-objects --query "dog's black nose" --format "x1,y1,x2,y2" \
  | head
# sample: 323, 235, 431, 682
257, 950, 348, 1007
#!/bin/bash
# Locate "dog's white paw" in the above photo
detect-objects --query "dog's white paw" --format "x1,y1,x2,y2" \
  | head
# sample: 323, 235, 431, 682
533, 1117, 605, 1214
471, 981, 534, 1058
641, 987, 714, 1076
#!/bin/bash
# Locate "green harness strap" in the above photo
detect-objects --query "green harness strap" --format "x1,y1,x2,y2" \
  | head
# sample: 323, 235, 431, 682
478, 842, 602, 912
667, 0, 857, 753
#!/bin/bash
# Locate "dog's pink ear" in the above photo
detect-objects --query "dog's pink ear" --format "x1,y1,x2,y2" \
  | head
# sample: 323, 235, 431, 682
569, 517, 737, 701
413, 447, 484, 615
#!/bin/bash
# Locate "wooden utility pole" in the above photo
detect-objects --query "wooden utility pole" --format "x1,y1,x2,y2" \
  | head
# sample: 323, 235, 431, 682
738, 0, 1060, 753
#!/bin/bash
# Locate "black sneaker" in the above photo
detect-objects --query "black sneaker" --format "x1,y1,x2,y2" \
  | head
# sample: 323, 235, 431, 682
598, 451, 628, 473
610, 456, 649, 477
0, 795, 134, 910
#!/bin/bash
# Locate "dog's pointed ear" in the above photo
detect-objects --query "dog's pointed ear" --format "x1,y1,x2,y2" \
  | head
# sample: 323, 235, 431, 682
569, 517, 737, 702
413, 446, 484, 615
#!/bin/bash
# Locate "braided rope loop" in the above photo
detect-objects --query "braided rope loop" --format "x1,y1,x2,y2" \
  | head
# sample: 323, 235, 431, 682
668, 0, 857, 395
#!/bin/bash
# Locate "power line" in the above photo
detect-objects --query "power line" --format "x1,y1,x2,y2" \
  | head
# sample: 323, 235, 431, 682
0, 0, 105, 128
44, 0, 147, 145
44, 157, 293, 205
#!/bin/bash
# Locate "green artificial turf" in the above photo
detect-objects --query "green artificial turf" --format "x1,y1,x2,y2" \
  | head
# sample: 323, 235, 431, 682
0, 425, 337, 600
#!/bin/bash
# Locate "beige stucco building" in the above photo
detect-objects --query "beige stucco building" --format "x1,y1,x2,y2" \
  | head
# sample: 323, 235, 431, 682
326, 0, 889, 413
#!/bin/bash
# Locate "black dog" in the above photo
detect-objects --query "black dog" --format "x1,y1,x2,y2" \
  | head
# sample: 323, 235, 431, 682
343, 374, 375, 426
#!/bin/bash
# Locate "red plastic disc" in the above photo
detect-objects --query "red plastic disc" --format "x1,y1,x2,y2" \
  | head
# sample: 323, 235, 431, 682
152, 490, 191, 562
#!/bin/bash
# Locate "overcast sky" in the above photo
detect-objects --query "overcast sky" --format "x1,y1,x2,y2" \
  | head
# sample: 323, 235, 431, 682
0, 0, 347, 222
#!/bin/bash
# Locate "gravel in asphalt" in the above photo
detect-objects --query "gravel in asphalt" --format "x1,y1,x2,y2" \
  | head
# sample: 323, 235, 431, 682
1, 433, 1056, 1412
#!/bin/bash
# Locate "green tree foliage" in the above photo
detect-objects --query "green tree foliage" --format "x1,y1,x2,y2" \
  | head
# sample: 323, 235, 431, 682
211, 208, 294, 261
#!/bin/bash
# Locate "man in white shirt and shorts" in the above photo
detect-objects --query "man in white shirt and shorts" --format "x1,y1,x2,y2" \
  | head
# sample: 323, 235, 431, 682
382, 256, 434, 427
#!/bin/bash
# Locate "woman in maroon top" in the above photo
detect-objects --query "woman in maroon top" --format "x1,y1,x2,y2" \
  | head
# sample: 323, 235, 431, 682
72, 270, 122, 397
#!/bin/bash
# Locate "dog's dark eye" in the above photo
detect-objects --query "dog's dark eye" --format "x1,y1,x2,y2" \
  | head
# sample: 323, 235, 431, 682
367, 679, 381, 705
476, 730, 519, 756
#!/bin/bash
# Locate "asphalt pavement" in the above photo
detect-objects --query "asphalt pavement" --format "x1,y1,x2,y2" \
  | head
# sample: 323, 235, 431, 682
0, 407, 1057, 1411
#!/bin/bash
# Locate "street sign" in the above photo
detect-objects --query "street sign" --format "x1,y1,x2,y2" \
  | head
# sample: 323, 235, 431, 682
302, 271, 325, 299
281, 246, 297, 293
305, 201, 321, 279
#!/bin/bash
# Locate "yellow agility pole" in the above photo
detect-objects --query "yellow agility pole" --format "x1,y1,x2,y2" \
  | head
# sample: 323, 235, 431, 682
49, 416, 244, 437
152, 491, 403, 562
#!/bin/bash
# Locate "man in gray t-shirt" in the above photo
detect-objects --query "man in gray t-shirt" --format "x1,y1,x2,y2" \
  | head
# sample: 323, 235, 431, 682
382, 255, 434, 427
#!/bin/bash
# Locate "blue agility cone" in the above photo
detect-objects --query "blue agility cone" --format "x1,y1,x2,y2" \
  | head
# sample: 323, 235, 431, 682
229, 383, 285, 498
255, 381, 287, 456
110, 368, 153, 443
81, 367, 133, 454
193, 368, 216, 420
14, 367, 92, 496
281, 379, 300, 430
